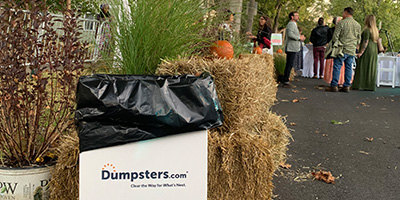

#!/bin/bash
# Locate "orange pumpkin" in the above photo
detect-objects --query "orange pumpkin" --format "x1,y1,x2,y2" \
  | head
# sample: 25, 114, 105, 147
253, 47, 262, 54
276, 48, 283, 53
210, 40, 234, 59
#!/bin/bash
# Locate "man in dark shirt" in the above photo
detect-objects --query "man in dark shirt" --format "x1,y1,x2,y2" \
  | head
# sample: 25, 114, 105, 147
310, 17, 329, 78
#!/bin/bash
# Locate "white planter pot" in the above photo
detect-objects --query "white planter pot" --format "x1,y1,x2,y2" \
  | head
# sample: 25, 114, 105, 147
0, 166, 51, 200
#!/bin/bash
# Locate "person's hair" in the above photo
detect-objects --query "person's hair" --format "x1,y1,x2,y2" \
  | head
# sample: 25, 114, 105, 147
99, 3, 110, 18
260, 15, 272, 30
364, 14, 379, 43
318, 17, 324, 25
225, 9, 234, 21
344, 7, 354, 16
332, 16, 340, 25
288, 12, 298, 20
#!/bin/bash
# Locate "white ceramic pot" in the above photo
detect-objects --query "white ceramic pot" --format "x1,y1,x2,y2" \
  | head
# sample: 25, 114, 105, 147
0, 166, 51, 200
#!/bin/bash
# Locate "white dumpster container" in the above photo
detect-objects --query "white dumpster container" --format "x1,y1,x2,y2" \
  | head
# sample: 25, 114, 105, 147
80, 130, 207, 200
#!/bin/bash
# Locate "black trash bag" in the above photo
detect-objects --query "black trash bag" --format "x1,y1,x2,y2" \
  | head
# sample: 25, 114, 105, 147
76, 74, 223, 152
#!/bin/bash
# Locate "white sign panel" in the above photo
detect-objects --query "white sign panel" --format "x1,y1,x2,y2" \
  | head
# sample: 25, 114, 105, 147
80, 130, 208, 200
271, 33, 283, 45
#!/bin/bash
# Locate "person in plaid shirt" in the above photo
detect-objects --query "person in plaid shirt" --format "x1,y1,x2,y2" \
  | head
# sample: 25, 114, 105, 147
326, 7, 361, 93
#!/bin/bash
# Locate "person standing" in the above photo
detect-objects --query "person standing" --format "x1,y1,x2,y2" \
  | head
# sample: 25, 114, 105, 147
324, 16, 348, 86
280, 11, 306, 87
326, 7, 361, 92
246, 15, 272, 53
219, 9, 235, 41
310, 17, 329, 79
352, 15, 379, 91
96, 3, 113, 56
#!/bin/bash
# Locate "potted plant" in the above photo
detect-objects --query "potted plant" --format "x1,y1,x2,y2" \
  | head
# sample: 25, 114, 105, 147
0, 1, 86, 199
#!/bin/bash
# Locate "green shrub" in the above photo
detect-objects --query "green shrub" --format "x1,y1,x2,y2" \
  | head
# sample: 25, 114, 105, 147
107, 0, 215, 74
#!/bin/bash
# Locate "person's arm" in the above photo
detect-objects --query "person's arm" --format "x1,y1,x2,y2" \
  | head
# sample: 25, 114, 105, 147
332, 22, 342, 44
357, 26, 362, 48
286, 22, 300, 41
310, 29, 315, 44
357, 30, 369, 58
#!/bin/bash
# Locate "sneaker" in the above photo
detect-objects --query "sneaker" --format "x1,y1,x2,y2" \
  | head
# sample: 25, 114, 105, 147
339, 86, 350, 93
325, 86, 338, 92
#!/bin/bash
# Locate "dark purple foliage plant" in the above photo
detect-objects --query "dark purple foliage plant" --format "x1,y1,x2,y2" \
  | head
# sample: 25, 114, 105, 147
0, 1, 87, 167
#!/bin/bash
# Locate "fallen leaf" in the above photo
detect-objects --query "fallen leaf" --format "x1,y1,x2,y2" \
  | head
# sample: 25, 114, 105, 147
302, 88, 307, 90
290, 122, 297, 126
360, 102, 370, 107
292, 99, 299, 103
359, 150, 370, 155
365, 137, 374, 142
280, 162, 292, 169
311, 170, 335, 184
331, 120, 349, 125
292, 89, 300, 93
314, 85, 325, 90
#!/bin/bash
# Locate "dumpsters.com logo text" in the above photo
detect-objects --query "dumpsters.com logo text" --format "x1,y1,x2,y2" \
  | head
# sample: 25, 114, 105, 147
101, 164, 188, 182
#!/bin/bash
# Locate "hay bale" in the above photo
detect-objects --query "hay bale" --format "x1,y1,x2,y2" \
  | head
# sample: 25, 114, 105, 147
157, 55, 291, 199
50, 54, 291, 200
158, 54, 278, 131
50, 133, 79, 200
208, 130, 274, 200
257, 112, 292, 167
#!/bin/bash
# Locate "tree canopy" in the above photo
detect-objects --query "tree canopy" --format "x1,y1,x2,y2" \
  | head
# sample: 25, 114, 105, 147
243, 0, 400, 51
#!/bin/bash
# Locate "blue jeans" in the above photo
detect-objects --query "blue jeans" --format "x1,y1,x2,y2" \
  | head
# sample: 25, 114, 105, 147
331, 54, 354, 87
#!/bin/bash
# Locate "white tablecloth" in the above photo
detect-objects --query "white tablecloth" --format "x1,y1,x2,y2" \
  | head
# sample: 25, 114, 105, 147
377, 55, 400, 86
302, 44, 325, 78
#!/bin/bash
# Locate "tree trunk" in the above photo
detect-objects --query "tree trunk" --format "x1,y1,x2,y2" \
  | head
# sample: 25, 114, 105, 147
245, 0, 256, 34
272, 0, 282, 33
214, 0, 243, 33
229, 0, 243, 33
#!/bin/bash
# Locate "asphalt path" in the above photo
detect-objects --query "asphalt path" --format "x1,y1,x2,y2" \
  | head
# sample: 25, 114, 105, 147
271, 77, 400, 200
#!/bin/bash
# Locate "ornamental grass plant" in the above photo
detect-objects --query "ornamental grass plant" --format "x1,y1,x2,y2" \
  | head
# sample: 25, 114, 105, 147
0, 1, 86, 167
273, 52, 286, 77
106, 0, 218, 74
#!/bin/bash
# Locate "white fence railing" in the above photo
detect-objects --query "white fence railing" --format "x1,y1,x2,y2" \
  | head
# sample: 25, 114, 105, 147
2, 9, 104, 63
51, 13, 105, 63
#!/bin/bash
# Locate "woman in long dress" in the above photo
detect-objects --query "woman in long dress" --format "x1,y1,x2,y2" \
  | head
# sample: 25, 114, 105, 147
352, 15, 379, 91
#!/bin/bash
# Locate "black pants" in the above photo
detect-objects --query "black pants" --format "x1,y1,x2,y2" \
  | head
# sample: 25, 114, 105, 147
280, 51, 297, 83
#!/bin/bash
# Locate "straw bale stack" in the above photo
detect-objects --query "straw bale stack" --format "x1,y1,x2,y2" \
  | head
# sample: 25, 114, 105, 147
157, 54, 291, 199
49, 54, 290, 199
158, 54, 277, 132
50, 133, 79, 200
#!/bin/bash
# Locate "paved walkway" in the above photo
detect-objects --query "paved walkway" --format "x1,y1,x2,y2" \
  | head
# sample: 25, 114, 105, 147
272, 77, 400, 200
